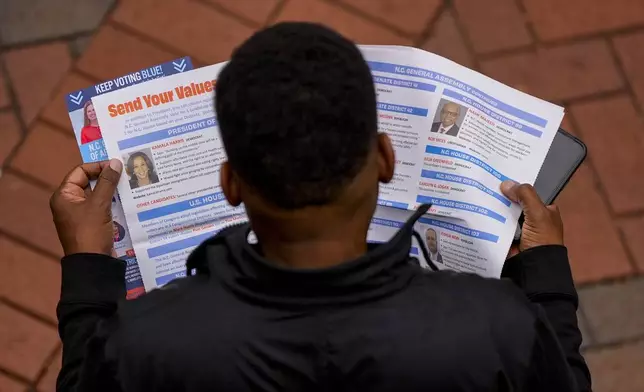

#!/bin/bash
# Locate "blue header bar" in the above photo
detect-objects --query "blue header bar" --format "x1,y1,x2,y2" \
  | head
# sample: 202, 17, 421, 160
118, 117, 217, 150
367, 61, 547, 128
418, 217, 499, 243
138, 192, 226, 222
416, 195, 506, 223
377, 102, 428, 117
425, 145, 513, 183
156, 271, 187, 286
377, 199, 409, 210
65, 57, 194, 112
371, 217, 405, 228
148, 229, 218, 258
443, 89, 542, 137
373, 76, 436, 92
421, 170, 511, 206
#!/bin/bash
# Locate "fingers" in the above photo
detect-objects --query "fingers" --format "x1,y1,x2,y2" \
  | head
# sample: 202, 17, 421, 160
60, 162, 105, 190
500, 181, 548, 220
92, 159, 123, 207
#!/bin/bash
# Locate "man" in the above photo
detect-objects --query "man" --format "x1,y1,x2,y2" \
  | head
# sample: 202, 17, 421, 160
431, 101, 462, 136
425, 227, 443, 264
52, 22, 591, 391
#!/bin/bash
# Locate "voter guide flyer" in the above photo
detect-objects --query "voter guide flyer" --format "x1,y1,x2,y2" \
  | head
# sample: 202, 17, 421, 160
88, 45, 564, 292
66, 57, 194, 299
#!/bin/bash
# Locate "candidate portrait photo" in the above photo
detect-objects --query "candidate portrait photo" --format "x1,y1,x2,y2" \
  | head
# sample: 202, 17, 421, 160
430, 99, 468, 137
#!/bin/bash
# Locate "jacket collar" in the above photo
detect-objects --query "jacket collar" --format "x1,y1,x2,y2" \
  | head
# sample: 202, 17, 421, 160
187, 205, 430, 307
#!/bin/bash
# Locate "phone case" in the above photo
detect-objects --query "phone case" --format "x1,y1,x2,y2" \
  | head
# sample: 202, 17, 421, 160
513, 127, 587, 241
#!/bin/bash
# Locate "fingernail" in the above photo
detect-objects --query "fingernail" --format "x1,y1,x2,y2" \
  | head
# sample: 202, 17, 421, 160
500, 180, 518, 193
109, 159, 123, 173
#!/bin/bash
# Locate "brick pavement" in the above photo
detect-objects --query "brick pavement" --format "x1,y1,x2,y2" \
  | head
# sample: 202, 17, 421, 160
0, 0, 643, 390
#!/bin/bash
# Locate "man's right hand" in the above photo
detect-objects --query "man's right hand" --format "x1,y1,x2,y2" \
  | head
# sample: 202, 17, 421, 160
50, 160, 122, 256
500, 181, 564, 257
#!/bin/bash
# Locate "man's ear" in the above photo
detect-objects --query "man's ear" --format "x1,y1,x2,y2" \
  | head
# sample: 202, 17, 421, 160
220, 161, 242, 206
376, 133, 395, 184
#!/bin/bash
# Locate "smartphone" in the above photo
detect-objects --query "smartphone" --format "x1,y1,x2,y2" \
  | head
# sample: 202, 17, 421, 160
514, 128, 587, 240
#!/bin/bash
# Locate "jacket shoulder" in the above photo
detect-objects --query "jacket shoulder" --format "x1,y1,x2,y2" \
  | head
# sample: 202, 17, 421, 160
413, 269, 539, 325
116, 274, 209, 322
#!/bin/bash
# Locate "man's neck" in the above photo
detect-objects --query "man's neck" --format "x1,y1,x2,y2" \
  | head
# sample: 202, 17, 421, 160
441, 123, 454, 131
259, 236, 368, 269
249, 205, 373, 269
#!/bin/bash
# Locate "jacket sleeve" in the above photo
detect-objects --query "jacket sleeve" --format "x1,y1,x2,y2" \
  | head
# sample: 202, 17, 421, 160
502, 245, 592, 392
56, 253, 126, 392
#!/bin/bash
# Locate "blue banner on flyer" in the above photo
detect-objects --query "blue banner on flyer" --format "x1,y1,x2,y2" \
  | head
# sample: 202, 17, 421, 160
65, 57, 194, 112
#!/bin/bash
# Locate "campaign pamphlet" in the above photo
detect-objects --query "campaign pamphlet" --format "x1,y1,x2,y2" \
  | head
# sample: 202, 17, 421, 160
88, 46, 564, 292
65, 57, 194, 298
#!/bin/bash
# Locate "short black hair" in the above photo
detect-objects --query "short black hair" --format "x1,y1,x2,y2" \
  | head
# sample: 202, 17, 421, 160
216, 22, 377, 209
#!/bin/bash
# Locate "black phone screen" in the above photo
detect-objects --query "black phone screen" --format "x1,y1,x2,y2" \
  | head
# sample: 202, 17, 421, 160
533, 128, 587, 204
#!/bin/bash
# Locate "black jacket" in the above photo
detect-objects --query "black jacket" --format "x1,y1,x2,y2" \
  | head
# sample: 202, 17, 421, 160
56, 208, 591, 391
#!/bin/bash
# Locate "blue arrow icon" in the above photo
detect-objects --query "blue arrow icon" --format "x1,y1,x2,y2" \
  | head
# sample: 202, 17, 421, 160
69, 91, 83, 106
173, 59, 187, 72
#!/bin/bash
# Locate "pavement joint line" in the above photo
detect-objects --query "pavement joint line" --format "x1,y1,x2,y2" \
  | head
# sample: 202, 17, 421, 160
413, 0, 450, 48
107, 20, 194, 63
563, 108, 631, 222
265, 0, 290, 27
447, 0, 482, 70
605, 36, 644, 117
32, 343, 62, 389
194, 0, 264, 29
0, 229, 61, 263
0, 298, 58, 329
321, 0, 423, 41
581, 332, 644, 353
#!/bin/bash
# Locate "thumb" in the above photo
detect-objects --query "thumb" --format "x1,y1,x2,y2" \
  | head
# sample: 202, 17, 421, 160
500, 181, 548, 221
92, 159, 122, 207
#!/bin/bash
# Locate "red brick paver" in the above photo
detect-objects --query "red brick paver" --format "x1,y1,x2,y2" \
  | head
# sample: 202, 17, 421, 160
523, 0, 644, 41
613, 30, 644, 112
0, 236, 61, 321
0, 373, 28, 392
570, 96, 644, 214
0, 303, 58, 380
77, 25, 180, 82
454, 0, 531, 54
4, 42, 72, 126
556, 164, 633, 283
619, 216, 644, 272
207, 0, 280, 26
0, 112, 21, 166
10, 122, 82, 189
1, 0, 644, 389
112, 0, 255, 64
338, 0, 443, 37
586, 340, 644, 392
0, 173, 63, 257
37, 351, 61, 392
276, 0, 411, 45
0, 71, 11, 109
480, 40, 623, 102
420, 9, 474, 68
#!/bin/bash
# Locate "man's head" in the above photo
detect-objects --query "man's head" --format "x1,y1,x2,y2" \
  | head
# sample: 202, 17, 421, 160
425, 228, 438, 253
216, 22, 394, 235
439, 102, 460, 128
